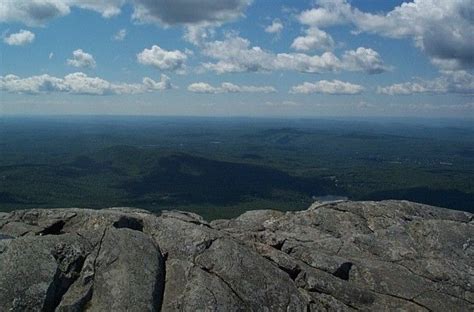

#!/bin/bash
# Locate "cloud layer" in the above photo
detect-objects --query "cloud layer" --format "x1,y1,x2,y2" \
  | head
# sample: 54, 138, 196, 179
201, 35, 388, 74
188, 82, 276, 94
0, 72, 172, 95
291, 80, 364, 94
377, 70, 474, 95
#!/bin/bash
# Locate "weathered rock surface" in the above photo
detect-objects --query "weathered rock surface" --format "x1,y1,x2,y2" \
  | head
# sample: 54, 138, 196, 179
0, 200, 472, 311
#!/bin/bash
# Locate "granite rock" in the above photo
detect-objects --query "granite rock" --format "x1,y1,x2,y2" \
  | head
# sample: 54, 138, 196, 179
0, 200, 472, 311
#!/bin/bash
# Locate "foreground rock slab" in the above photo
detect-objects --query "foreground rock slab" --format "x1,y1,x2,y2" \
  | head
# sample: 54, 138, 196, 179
0, 200, 472, 311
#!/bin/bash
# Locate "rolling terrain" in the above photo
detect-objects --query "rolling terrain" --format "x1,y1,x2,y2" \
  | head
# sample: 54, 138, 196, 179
1, 116, 473, 219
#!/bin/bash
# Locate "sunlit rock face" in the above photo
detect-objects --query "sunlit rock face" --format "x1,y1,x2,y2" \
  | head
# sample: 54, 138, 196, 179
0, 200, 472, 311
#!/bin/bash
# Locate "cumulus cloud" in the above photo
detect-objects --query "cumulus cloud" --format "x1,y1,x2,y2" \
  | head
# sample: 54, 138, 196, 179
0, 72, 172, 95
297, 0, 474, 70
290, 80, 364, 94
341, 47, 389, 74
67, 49, 96, 68
291, 27, 334, 51
377, 82, 428, 96
265, 19, 283, 34
137, 45, 187, 72
3, 30, 35, 46
188, 82, 276, 94
112, 28, 127, 41
187, 82, 218, 94
297, 0, 349, 28
142, 75, 173, 91
201, 34, 387, 74
377, 70, 474, 95
0, 74, 64, 94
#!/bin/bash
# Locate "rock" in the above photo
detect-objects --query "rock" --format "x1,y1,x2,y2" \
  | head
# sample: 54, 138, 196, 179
161, 259, 244, 311
0, 234, 91, 312
77, 228, 164, 312
0, 200, 472, 311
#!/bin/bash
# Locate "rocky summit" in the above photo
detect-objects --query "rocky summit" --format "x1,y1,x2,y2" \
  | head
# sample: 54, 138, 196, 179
0, 200, 472, 311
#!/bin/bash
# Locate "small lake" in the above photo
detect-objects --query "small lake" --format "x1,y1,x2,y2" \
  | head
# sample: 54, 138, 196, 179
312, 195, 348, 203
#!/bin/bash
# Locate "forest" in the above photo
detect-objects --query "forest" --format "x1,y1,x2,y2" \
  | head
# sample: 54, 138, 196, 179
1, 116, 473, 220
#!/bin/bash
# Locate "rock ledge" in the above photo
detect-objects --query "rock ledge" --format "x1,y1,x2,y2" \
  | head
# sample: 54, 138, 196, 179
0, 200, 472, 311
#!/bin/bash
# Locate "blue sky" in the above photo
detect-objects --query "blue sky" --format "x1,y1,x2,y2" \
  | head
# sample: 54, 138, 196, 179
0, 0, 473, 117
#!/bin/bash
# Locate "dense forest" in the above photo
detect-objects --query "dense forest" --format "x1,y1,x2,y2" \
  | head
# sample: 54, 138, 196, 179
1, 116, 473, 219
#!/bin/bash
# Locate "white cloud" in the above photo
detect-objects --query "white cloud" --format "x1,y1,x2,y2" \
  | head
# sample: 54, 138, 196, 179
291, 27, 334, 51
273, 52, 342, 74
183, 25, 216, 46
201, 34, 387, 74
341, 47, 389, 74
3, 30, 35, 46
62, 72, 115, 95
201, 35, 274, 73
67, 49, 97, 68
137, 45, 187, 72
112, 28, 127, 41
187, 82, 220, 94
142, 74, 173, 91
0, 74, 65, 94
297, 1, 348, 28
186, 26, 214, 46
68, 0, 125, 18
290, 80, 364, 94
297, 0, 474, 70
265, 19, 283, 34
377, 70, 474, 95
0, 72, 172, 95
377, 82, 430, 96
188, 82, 276, 94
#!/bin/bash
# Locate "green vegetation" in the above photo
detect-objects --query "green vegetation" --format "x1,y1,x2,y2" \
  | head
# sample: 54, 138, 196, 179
1, 116, 473, 219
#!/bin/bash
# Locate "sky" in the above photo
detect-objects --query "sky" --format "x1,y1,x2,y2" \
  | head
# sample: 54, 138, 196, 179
0, 0, 473, 118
